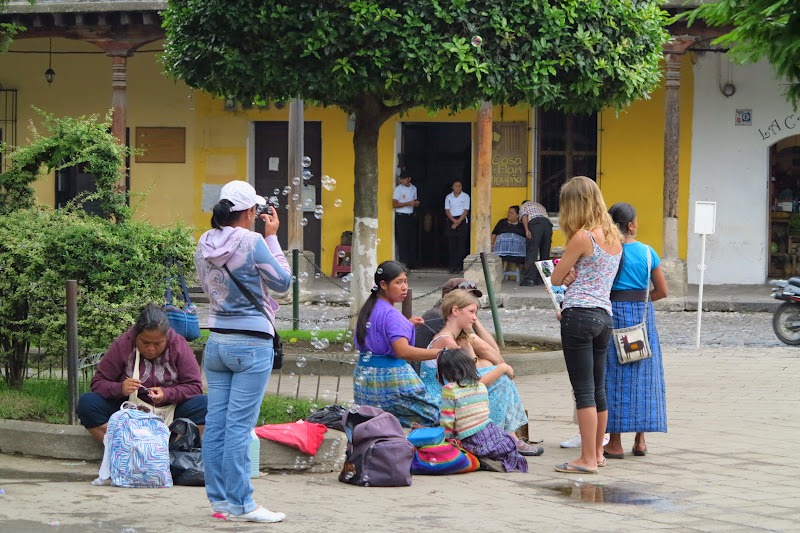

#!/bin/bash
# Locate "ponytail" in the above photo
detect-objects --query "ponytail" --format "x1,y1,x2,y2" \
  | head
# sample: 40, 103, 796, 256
211, 199, 237, 229
355, 291, 380, 347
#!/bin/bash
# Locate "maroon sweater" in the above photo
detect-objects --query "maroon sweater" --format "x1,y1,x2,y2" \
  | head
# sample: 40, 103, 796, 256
91, 327, 203, 406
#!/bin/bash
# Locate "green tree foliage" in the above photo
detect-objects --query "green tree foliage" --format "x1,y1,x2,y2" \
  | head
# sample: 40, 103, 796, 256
684, 0, 800, 106
0, 112, 195, 389
162, 0, 668, 305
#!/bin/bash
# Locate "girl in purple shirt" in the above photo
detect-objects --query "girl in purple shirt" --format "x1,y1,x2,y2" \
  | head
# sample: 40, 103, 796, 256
353, 261, 441, 427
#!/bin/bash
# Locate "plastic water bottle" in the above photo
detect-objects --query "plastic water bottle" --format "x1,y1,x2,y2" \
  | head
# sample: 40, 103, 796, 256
248, 430, 260, 479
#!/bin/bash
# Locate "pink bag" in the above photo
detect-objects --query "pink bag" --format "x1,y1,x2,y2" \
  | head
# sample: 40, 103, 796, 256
255, 421, 327, 455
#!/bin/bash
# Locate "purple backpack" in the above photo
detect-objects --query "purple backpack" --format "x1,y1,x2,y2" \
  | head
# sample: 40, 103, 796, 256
338, 406, 413, 487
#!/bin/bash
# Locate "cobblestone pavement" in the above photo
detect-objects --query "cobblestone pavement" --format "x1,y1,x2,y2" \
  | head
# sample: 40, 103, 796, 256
2, 346, 799, 532
270, 303, 785, 349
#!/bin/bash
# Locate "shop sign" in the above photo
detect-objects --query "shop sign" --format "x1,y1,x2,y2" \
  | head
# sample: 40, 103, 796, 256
735, 109, 751, 126
758, 113, 800, 141
491, 122, 527, 187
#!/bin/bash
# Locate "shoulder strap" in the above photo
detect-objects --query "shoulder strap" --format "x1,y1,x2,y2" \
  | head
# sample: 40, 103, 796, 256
641, 246, 652, 324
222, 264, 277, 332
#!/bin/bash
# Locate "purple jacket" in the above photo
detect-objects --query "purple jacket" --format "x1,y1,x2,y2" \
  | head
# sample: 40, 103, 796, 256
90, 326, 203, 405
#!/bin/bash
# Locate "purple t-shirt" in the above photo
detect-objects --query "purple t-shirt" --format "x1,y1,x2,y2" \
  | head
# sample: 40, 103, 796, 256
354, 299, 414, 356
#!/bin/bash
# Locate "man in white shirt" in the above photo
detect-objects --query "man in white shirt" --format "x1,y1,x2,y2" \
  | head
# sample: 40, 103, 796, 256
392, 174, 419, 268
444, 179, 471, 273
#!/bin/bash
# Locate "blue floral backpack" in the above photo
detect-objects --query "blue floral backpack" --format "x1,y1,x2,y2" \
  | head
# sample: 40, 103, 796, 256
106, 404, 173, 488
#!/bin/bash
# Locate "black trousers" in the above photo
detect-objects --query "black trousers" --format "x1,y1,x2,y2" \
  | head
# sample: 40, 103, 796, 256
560, 307, 612, 411
524, 217, 553, 283
395, 213, 416, 268
446, 221, 470, 272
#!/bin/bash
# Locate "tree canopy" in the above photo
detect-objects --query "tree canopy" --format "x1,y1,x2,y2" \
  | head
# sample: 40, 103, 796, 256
684, 0, 800, 105
163, 1, 668, 115
163, 0, 669, 307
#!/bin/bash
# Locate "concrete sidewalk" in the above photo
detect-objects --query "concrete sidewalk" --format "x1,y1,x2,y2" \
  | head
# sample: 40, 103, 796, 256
2, 345, 798, 532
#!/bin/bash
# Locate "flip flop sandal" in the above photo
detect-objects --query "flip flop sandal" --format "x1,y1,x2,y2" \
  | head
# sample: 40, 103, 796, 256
553, 463, 598, 474
632, 446, 647, 457
598, 458, 607, 468
603, 450, 625, 459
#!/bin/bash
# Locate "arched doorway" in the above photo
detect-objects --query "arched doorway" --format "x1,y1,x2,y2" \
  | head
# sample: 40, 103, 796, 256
768, 134, 800, 278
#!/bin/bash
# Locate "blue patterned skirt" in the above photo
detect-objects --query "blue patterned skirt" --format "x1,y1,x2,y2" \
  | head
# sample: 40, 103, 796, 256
461, 422, 528, 473
476, 367, 529, 433
353, 356, 439, 428
605, 301, 667, 433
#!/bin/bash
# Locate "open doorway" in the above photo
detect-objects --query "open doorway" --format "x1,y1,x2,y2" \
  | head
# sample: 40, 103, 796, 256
399, 122, 472, 269
768, 135, 800, 278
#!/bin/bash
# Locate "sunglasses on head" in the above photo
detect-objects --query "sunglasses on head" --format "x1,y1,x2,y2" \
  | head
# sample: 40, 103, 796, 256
457, 281, 477, 290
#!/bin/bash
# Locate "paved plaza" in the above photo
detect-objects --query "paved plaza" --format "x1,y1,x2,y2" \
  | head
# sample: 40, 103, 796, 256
1, 344, 798, 532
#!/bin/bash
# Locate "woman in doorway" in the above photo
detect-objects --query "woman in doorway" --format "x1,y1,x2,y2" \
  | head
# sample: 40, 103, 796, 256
551, 176, 622, 474
353, 260, 441, 427
603, 203, 668, 459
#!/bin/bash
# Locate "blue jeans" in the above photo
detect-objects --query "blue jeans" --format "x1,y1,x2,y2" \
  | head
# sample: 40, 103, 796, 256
202, 332, 274, 516
560, 307, 612, 411
76, 392, 207, 428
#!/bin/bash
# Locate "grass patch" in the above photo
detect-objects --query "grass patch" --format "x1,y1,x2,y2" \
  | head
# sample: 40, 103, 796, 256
0, 380, 72, 424
279, 330, 348, 343
0, 379, 317, 425
257, 394, 316, 425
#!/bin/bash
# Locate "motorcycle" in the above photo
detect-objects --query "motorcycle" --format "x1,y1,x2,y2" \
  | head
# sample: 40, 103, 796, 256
770, 278, 800, 345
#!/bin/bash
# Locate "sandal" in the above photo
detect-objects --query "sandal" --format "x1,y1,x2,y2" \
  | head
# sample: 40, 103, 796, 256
516, 440, 544, 456
553, 462, 597, 474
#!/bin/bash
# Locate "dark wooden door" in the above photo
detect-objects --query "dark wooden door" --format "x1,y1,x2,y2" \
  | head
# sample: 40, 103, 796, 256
254, 122, 322, 261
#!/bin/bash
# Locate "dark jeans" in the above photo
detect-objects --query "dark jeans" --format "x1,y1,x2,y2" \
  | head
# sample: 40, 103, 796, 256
446, 221, 470, 272
560, 307, 612, 411
395, 213, 416, 268
524, 217, 553, 283
76, 391, 208, 428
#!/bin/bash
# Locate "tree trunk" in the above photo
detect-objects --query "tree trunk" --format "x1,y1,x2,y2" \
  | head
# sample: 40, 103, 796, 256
2, 302, 30, 390
349, 99, 385, 322
662, 53, 681, 259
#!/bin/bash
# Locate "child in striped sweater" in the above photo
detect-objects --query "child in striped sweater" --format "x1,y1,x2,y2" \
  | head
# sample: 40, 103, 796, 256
438, 349, 528, 472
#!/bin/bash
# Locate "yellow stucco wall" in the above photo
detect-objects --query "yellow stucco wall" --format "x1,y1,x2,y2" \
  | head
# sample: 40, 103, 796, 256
2, 38, 692, 273
599, 55, 694, 259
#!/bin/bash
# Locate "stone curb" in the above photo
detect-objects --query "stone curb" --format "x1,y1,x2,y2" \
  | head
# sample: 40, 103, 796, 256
0, 419, 347, 473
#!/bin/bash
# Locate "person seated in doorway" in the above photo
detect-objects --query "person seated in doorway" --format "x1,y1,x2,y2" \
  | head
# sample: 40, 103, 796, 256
77, 303, 207, 443
519, 200, 553, 286
491, 205, 527, 274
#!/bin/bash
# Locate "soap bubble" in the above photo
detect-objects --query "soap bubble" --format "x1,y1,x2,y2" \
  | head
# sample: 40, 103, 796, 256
292, 176, 301, 185
295, 204, 302, 211
377, 267, 383, 274
314, 211, 323, 220
273, 188, 280, 195
343, 342, 353, 352
321, 175, 337, 191
299, 271, 309, 282
314, 272, 321, 279
333, 199, 343, 207
339, 250, 347, 258
376, 238, 381, 245
471, 35, 483, 47
282, 186, 291, 196
342, 273, 352, 282
291, 193, 300, 202
303, 169, 313, 180
302, 155, 312, 168
303, 197, 313, 208
286, 405, 294, 414
268, 195, 279, 205
296, 356, 307, 368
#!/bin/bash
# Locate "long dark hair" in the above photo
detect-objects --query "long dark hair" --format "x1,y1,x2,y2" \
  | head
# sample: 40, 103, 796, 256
135, 303, 170, 335
436, 348, 478, 386
211, 199, 240, 229
608, 202, 636, 236
355, 260, 407, 347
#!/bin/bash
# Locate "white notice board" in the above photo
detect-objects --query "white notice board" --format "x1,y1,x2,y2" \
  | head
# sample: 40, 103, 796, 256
694, 201, 717, 235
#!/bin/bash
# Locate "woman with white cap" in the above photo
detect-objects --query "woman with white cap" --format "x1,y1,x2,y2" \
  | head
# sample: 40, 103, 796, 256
195, 180, 292, 523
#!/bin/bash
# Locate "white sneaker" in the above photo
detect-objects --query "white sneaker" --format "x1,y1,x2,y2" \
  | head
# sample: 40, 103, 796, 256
559, 433, 610, 448
228, 506, 285, 523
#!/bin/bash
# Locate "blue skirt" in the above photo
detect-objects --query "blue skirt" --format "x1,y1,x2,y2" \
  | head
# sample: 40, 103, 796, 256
353, 357, 439, 428
476, 367, 529, 434
605, 301, 667, 433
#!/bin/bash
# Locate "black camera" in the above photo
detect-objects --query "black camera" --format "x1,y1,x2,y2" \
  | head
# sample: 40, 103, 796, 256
256, 204, 273, 216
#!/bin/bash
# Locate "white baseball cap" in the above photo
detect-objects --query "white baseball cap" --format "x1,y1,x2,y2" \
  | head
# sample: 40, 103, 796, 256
219, 181, 266, 212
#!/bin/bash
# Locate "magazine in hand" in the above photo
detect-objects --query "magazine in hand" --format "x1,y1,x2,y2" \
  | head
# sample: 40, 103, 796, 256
535, 259, 567, 313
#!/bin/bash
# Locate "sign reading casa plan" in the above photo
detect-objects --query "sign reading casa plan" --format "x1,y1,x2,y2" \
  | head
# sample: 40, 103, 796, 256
491, 122, 527, 187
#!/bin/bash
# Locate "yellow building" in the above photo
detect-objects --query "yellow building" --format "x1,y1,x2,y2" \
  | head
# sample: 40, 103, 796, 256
0, 2, 693, 275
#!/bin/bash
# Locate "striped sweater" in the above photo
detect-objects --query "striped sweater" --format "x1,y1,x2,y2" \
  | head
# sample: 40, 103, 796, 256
440, 381, 491, 439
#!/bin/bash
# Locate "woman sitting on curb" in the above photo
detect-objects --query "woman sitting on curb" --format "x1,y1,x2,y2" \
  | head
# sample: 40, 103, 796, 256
77, 304, 207, 443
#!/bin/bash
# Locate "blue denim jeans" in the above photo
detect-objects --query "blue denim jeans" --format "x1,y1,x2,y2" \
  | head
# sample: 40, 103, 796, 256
560, 307, 612, 411
202, 332, 274, 516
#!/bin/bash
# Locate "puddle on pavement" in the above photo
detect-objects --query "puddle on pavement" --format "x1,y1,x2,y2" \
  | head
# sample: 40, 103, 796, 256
535, 481, 689, 511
